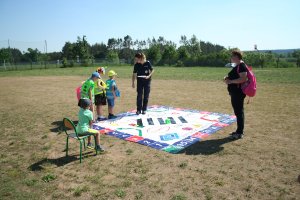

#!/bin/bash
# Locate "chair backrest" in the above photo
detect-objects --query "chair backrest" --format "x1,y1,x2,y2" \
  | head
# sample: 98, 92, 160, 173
63, 118, 78, 137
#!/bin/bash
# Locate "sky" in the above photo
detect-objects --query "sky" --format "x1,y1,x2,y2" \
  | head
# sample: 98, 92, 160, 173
0, 0, 299, 52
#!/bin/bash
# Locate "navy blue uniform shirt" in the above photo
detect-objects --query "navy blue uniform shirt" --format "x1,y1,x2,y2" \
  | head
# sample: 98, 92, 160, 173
133, 61, 153, 79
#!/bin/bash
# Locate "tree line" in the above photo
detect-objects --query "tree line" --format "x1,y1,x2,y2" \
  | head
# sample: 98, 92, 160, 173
1, 35, 300, 68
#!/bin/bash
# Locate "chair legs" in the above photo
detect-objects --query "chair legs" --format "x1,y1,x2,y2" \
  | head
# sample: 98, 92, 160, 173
79, 140, 82, 163
83, 138, 86, 150
65, 136, 97, 163
66, 136, 69, 157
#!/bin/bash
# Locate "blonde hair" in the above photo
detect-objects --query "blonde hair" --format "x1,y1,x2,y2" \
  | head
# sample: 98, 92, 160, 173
141, 53, 146, 62
135, 52, 147, 63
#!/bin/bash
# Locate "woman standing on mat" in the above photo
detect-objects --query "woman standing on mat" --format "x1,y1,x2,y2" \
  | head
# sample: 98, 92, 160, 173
132, 53, 154, 115
223, 50, 248, 139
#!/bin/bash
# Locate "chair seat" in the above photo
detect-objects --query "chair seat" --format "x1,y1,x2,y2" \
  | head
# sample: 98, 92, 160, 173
68, 133, 90, 140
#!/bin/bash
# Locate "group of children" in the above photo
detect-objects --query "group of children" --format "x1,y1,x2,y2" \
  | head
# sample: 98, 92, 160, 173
76, 67, 120, 152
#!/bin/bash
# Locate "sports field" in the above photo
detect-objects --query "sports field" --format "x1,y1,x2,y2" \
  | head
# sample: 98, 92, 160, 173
0, 66, 299, 200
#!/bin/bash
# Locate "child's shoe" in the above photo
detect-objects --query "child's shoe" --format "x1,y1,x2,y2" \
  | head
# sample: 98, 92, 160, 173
97, 116, 107, 121
87, 143, 94, 149
96, 145, 105, 152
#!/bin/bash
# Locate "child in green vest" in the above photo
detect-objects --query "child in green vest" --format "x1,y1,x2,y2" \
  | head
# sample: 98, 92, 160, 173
78, 72, 101, 117
94, 67, 107, 121
106, 70, 120, 119
76, 99, 104, 151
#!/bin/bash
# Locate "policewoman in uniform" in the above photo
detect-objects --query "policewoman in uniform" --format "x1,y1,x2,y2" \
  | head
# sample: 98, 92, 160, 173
132, 53, 154, 115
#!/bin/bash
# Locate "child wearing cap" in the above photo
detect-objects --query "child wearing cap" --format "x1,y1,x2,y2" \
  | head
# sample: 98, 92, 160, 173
76, 98, 104, 151
78, 72, 101, 116
106, 70, 120, 119
94, 67, 107, 121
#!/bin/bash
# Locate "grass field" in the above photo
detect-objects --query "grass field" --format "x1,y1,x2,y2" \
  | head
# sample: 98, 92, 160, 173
0, 66, 299, 200
1, 66, 300, 84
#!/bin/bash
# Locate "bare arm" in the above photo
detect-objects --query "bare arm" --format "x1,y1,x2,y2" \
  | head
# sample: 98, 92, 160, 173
148, 69, 155, 77
132, 73, 137, 88
225, 72, 247, 84
145, 69, 155, 79
89, 88, 93, 102
89, 88, 94, 114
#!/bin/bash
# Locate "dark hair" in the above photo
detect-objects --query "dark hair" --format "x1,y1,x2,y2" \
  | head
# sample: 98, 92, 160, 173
231, 50, 243, 60
135, 53, 142, 58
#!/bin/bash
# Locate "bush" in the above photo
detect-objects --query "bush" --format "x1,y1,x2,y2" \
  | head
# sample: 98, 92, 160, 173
62, 57, 68, 68
176, 60, 184, 67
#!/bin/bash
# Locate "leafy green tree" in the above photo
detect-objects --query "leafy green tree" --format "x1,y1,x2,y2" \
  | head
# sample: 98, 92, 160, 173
179, 35, 189, 46
47, 52, 62, 61
62, 42, 75, 60
177, 46, 190, 61
23, 48, 41, 63
161, 45, 177, 65
106, 50, 119, 64
0, 48, 10, 63
120, 35, 133, 63
61, 36, 92, 66
107, 38, 117, 50
189, 35, 201, 57
292, 50, 300, 67
10, 48, 22, 63
123, 35, 133, 49
91, 43, 107, 59
147, 45, 161, 65
74, 36, 91, 61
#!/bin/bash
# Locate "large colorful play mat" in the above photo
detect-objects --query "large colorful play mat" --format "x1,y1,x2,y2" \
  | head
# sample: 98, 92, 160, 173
93, 105, 236, 153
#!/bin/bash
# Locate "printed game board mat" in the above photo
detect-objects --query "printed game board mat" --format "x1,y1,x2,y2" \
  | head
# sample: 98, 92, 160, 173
93, 105, 236, 153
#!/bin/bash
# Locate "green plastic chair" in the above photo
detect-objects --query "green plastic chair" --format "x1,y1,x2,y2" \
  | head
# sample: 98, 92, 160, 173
62, 118, 98, 163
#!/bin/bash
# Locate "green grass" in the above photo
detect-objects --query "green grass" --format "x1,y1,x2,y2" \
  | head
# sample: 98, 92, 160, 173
41, 173, 56, 182
114, 188, 126, 198
73, 185, 90, 197
0, 65, 300, 83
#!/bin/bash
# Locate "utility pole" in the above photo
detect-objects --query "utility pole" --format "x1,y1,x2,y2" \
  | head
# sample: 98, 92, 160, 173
254, 44, 262, 68
44, 40, 47, 69
8, 39, 14, 69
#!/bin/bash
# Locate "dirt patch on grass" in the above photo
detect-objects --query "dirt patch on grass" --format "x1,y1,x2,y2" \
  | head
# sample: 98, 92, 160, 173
0, 76, 299, 200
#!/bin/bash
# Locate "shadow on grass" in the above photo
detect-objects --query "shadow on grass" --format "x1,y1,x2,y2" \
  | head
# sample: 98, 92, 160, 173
50, 120, 78, 133
179, 137, 234, 155
29, 151, 94, 171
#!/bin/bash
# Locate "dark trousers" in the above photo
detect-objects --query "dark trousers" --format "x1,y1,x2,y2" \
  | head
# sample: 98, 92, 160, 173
137, 79, 151, 111
230, 92, 246, 134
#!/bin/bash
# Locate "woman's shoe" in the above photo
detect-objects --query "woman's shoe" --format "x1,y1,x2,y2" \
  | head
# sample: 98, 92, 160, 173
229, 132, 244, 140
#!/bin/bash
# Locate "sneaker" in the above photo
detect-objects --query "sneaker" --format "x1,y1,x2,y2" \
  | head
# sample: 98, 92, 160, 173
87, 143, 94, 149
229, 132, 236, 136
142, 111, 146, 115
136, 111, 141, 115
229, 133, 244, 140
96, 145, 105, 152
97, 117, 107, 121
108, 115, 117, 119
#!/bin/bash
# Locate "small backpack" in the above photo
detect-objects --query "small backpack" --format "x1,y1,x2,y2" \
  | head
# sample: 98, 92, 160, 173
106, 79, 121, 97
237, 64, 257, 97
